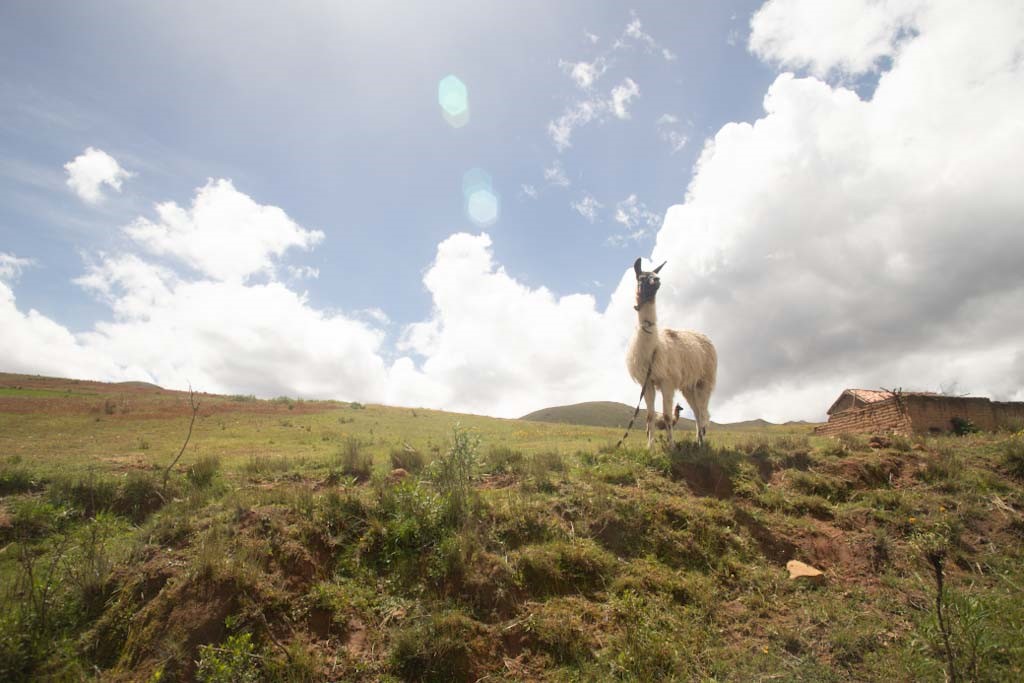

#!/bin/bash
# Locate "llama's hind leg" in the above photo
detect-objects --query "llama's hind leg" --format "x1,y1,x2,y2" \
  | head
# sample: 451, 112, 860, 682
662, 387, 676, 448
644, 384, 656, 449
681, 387, 703, 446
692, 383, 712, 446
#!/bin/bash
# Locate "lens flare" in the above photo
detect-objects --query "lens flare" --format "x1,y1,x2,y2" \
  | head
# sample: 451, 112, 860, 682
462, 168, 499, 226
438, 75, 469, 128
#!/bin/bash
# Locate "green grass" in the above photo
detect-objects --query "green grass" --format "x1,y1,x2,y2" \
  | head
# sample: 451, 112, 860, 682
1, 372, 1023, 681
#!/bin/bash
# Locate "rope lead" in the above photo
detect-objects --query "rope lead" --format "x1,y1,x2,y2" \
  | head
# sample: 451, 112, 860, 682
614, 349, 657, 450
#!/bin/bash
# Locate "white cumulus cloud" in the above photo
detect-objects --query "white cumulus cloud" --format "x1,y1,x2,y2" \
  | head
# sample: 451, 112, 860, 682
64, 147, 133, 203
124, 179, 324, 282
749, 0, 922, 78
647, 0, 1024, 420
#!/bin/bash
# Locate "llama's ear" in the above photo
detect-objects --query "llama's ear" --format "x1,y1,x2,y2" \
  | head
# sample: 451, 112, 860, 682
653, 261, 667, 274
633, 258, 642, 279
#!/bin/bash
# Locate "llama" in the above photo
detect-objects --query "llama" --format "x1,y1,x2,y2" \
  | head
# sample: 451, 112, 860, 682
626, 258, 717, 448
654, 404, 684, 431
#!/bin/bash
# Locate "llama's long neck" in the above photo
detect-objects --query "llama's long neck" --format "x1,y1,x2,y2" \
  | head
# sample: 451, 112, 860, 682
636, 300, 659, 338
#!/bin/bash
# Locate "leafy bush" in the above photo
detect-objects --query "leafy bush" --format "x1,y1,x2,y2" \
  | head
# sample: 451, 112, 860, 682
196, 632, 259, 683
951, 416, 980, 436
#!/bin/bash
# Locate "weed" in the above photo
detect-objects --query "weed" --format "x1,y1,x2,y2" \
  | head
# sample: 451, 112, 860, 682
242, 454, 301, 475
790, 471, 851, 502
514, 540, 617, 597
430, 426, 480, 525
919, 447, 965, 485
601, 590, 704, 680
390, 610, 489, 682
49, 473, 118, 518
523, 596, 602, 663
336, 437, 373, 481
0, 465, 41, 495
1001, 435, 1024, 478
196, 631, 260, 683
114, 471, 165, 523
390, 445, 426, 473
483, 445, 525, 474
188, 455, 221, 489
891, 433, 914, 452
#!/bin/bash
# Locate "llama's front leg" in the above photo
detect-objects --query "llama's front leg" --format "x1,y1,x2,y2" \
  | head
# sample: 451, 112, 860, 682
644, 384, 656, 449
662, 389, 675, 448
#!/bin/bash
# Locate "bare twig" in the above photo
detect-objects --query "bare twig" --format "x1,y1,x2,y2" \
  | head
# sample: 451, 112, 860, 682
163, 384, 200, 492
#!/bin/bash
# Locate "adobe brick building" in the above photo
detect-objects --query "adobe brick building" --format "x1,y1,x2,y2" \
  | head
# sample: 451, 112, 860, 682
814, 388, 1024, 436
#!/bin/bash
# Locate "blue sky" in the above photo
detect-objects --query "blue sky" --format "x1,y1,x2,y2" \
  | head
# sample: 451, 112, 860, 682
1, 1, 769, 325
2, 1, 1023, 421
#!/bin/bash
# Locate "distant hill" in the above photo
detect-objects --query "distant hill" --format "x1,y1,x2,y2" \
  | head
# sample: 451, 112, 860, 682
520, 401, 692, 430
520, 401, 811, 431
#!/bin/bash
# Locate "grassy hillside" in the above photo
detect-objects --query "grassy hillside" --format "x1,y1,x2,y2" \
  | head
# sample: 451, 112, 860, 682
2, 372, 1024, 681
521, 400, 812, 433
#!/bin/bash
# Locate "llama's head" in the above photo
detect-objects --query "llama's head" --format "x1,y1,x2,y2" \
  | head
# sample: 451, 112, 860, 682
633, 258, 665, 309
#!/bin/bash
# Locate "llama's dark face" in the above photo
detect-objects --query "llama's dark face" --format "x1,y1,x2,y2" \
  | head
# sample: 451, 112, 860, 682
633, 258, 665, 307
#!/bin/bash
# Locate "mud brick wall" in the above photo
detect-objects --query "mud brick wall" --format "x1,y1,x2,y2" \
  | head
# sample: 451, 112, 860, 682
904, 396, 998, 432
992, 401, 1024, 429
814, 398, 912, 436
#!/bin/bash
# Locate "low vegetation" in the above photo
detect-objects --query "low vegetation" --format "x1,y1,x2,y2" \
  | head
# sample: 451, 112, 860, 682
1, 373, 1023, 681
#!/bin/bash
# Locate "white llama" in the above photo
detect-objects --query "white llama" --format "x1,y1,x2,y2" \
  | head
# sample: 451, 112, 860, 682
626, 258, 717, 448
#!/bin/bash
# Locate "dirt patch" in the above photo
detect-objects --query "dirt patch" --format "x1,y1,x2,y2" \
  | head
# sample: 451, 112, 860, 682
671, 461, 734, 498
734, 507, 798, 564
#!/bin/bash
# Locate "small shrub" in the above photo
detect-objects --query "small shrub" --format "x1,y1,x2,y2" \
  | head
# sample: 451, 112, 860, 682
430, 426, 480, 525
188, 455, 221, 488
0, 466, 41, 496
337, 437, 373, 481
8, 498, 63, 539
196, 632, 259, 683
114, 471, 165, 523
349, 401, 365, 410
390, 445, 426, 473
950, 416, 979, 436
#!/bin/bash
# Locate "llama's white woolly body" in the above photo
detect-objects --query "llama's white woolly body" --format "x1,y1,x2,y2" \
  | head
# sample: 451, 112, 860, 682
627, 298, 717, 448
